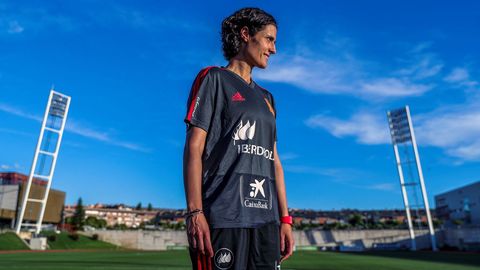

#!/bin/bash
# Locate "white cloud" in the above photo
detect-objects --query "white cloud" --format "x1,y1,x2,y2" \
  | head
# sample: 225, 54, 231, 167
0, 103, 42, 121
279, 152, 299, 161
284, 165, 366, 183
7, 20, 23, 33
416, 105, 480, 160
444, 68, 478, 87
360, 78, 432, 98
284, 165, 338, 177
366, 183, 396, 191
446, 141, 480, 161
256, 39, 451, 99
306, 112, 390, 145
284, 164, 395, 192
0, 3, 208, 36
395, 43, 444, 80
307, 100, 480, 161
0, 163, 21, 171
256, 55, 355, 95
0, 103, 150, 153
444, 68, 469, 82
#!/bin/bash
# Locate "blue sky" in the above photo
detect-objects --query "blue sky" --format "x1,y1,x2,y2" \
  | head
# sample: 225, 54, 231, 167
1, 1, 479, 210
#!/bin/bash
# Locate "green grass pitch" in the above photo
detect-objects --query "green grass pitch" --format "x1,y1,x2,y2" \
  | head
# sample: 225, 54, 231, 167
0, 250, 479, 270
0, 232, 29, 250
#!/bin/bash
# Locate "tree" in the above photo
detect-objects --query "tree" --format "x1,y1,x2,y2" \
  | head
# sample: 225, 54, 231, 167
348, 214, 364, 228
136, 202, 142, 210
85, 216, 107, 228
147, 203, 153, 211
72, 197, 85, 230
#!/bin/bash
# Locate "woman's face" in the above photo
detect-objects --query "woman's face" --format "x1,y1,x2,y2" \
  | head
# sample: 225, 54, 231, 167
243, 24, 277, 69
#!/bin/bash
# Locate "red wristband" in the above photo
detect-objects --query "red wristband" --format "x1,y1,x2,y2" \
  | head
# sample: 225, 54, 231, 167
280, 215, 293, 225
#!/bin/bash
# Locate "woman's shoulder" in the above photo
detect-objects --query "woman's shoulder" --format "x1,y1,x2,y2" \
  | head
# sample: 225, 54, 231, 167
255, 82, 274, 99
195, 66, 222, 76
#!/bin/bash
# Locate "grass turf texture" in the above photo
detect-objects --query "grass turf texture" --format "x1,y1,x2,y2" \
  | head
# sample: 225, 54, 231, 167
0, 250, 479, 270
0, 232, 29, 250
41, 231, 119, 250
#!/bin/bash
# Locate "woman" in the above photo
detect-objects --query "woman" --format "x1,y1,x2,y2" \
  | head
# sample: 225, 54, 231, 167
184, 7, 294, 269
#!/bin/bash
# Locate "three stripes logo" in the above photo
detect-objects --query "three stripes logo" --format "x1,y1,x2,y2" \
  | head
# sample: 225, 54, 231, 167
232, 91, 245, 102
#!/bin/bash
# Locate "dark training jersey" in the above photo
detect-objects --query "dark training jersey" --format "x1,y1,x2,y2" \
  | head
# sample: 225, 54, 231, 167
185, 66, 280, 228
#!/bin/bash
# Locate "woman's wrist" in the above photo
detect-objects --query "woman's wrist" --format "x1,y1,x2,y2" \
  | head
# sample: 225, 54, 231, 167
280, 215, 293, 226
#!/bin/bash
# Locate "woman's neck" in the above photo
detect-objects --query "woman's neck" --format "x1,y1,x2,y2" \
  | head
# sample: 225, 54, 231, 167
226, 58, 253, 84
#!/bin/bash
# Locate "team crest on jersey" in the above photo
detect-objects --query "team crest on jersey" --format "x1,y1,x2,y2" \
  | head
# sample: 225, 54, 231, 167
214, 248, 234, 269
264, 97, 275, 116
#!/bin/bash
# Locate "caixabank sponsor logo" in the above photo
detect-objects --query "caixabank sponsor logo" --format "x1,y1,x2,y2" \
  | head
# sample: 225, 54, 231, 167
244, 178, 269, 209
232, 120, 274, 161
240, 175, 272, 210
214, 248, 234, 269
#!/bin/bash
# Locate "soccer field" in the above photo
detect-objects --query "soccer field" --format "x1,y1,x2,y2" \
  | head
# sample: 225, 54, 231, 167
0, 250, 479, 270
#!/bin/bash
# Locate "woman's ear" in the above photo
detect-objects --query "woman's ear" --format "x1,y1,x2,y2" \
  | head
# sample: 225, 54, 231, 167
240, 26, 250, 43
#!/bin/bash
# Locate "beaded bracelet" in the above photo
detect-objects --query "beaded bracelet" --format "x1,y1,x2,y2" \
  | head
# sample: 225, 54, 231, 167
185, 209, 203, 219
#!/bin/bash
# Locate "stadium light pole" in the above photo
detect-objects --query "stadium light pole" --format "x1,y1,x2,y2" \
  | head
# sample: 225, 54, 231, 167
15, 90, 71, 235
387, 106, 437, 251
405, 106, 437, 251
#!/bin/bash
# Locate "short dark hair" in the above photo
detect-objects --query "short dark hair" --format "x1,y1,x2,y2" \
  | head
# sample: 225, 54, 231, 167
221, 7, 277, 61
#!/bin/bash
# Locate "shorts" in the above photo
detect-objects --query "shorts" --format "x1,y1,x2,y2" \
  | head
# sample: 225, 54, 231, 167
189, 223, 281, 270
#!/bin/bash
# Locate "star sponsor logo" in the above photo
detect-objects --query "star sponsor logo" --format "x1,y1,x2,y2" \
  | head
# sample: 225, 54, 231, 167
214, 248, 234, 269
243, 178, 271, 210
249, 179, 265, 198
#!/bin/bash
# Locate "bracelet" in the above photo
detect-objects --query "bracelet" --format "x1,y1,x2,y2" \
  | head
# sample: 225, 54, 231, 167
280, 215, 293, 225
185, 209, 203, 219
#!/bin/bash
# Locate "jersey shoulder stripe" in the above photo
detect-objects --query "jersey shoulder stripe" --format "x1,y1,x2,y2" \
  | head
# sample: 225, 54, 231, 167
186, 66, 215, 122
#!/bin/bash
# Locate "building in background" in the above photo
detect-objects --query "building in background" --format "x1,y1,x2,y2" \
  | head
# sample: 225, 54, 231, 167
64, 204, 158, 228
435, 181, 480, 227
0, 172, 66, 228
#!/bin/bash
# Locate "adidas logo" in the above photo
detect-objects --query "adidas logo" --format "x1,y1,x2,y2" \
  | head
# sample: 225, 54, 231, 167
232, 91, 245, 102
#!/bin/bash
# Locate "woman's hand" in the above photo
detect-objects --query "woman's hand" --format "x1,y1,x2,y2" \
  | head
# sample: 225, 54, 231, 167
187, 213, 214, 257
280, 223, 294, 262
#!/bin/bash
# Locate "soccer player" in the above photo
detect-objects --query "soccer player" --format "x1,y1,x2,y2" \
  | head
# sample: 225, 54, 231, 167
183, 7, 294, 269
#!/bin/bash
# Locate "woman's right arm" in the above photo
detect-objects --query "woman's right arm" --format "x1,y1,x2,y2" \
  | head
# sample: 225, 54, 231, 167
183, 126, 214, 257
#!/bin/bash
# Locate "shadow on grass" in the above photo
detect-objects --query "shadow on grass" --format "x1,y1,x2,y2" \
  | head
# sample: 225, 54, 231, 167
347, 251, 480, 268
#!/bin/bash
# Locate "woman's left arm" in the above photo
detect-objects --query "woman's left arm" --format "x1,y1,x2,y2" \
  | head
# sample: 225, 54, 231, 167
274, 142, 294, 262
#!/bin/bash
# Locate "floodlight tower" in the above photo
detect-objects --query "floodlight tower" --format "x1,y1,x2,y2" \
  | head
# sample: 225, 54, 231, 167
15, 90, 71, 235
387, 106, 437, 251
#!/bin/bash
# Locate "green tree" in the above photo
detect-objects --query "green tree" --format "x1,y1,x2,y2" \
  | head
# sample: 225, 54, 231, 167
136, 202, 142, 210
348, 214, 364, 228
85, 216, 107, 228
72, 197, 85, 230
147, 203, 153, 211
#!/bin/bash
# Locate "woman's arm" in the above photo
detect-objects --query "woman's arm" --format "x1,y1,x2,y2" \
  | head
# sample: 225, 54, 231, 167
183, 126, 213, 257
274, 142, 294, 262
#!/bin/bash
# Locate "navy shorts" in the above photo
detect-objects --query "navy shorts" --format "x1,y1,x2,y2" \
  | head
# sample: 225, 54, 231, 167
189, 223, 281, 270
